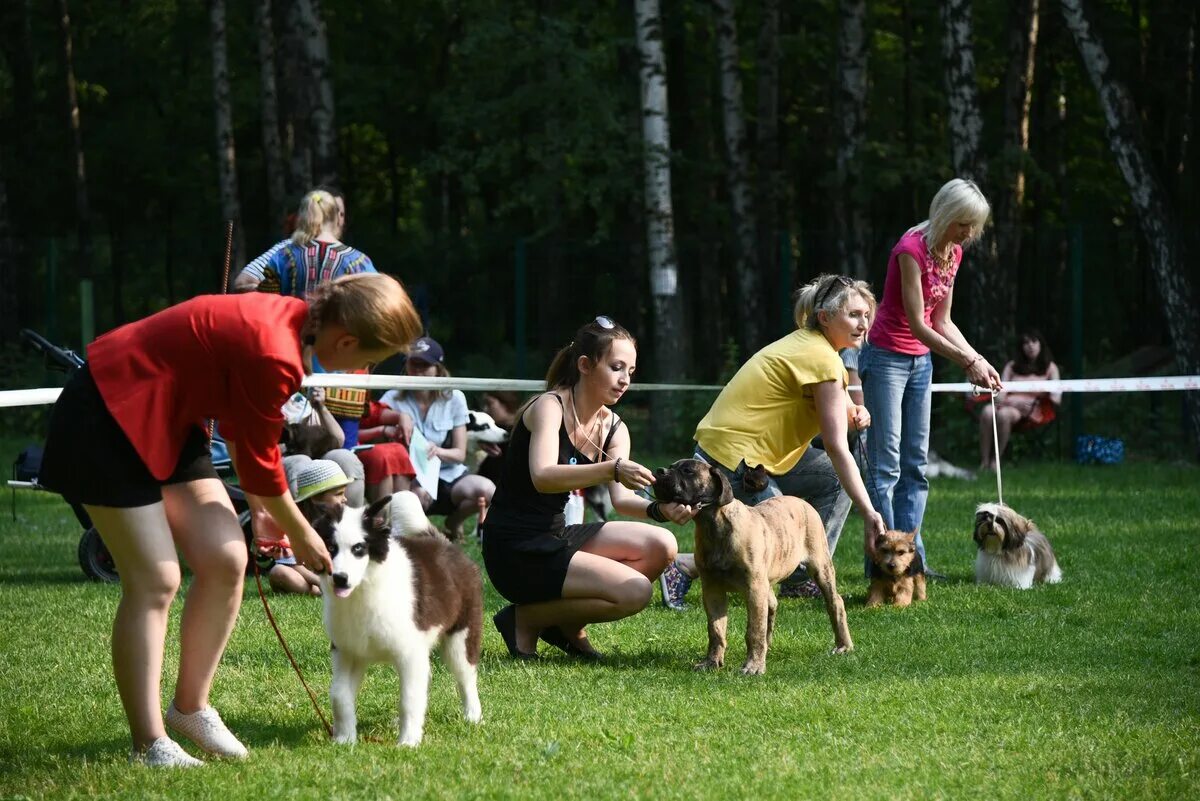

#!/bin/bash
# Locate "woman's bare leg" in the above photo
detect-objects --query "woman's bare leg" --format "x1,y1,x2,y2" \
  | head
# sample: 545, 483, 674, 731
445, 475, 495, 535
84, 502, 181, 750
163, 479, 246, 715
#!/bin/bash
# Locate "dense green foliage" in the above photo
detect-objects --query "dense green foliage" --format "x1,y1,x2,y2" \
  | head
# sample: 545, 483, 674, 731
1, 461, 1197, 799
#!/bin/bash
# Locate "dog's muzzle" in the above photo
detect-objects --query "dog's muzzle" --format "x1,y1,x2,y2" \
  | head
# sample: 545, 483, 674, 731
331, 572, 353, 598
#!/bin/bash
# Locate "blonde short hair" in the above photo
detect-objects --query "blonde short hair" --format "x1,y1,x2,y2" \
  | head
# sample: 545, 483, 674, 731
910, 178, 991, 250
793, 274, 877, 331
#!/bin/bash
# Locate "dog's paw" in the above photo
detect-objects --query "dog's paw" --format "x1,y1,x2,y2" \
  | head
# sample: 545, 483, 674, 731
398, 731, 424, 748
693, 657, 723, 671
332, 731, 357, 745
739, 660, 766, 676
464, 706, 483, 725
831, 644, 854, 655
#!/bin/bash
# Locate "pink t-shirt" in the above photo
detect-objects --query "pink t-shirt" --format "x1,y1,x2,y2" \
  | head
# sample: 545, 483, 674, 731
869, 228, 961, 355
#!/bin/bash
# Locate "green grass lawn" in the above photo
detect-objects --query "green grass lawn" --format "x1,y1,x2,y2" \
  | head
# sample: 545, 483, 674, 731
1, 461, 1198, 800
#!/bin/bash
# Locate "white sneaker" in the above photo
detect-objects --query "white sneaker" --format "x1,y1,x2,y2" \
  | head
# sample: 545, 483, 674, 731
166, 704, 249, 759
129, 736, 205, 768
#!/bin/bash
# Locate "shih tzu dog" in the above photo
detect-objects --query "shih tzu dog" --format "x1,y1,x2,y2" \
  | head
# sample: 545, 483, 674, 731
973, 503, 1062, 589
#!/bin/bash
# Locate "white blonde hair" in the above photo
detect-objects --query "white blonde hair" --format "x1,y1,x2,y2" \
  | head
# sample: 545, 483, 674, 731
291, 189, 338, 246
793, 274, 877, 331
910, 178, 991, 251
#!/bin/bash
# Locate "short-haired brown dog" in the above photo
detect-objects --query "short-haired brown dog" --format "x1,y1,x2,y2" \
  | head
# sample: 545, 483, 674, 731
654, 459, 853, 675
865, 530, 927, 608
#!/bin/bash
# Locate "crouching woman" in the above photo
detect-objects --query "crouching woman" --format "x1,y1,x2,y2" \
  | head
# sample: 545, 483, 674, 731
482, 316, 692, 661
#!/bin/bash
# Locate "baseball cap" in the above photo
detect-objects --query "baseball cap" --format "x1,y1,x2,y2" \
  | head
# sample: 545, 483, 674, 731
408, 336, 445, 365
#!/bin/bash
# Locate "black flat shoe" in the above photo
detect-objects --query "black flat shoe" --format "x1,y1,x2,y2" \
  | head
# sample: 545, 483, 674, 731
539, 626, 605, 662
492, 605, 539, 660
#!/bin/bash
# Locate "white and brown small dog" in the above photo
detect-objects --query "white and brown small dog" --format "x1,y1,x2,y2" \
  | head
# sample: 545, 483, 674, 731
973, 502, 1063, 589
316, 491, 483, 747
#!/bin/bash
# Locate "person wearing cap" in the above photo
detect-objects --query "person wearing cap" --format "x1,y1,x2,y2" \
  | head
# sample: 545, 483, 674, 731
258, 459, 354, 595
379, 336, 496, 540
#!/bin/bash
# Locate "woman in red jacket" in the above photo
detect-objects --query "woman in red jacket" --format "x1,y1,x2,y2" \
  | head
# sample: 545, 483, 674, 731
38, 273, 421, 767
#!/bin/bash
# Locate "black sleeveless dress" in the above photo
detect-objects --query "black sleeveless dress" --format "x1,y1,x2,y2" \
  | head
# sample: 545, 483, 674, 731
481, 394, 621, 605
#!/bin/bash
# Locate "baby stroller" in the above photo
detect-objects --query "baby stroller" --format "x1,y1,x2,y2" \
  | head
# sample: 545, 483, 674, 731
10, 329, 253, 582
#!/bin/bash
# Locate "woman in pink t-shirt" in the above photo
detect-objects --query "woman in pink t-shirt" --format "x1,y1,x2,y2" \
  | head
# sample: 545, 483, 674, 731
859, 178, 1002, 576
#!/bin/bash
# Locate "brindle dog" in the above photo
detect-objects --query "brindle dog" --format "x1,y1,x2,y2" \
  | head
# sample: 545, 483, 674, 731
654, 459, 853, 675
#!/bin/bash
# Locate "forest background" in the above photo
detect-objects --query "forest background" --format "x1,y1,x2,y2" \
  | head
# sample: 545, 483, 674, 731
0, 0, 1196, 457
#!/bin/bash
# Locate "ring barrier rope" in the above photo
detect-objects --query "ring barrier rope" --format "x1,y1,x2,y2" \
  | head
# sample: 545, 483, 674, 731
1, 374, 1198, 409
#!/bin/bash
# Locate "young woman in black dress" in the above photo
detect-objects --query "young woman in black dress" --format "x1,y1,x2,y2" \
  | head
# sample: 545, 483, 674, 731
482, 316, 696, 659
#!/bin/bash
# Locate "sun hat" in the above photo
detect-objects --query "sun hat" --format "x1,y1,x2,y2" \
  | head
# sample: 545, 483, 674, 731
294, 459, 353, 503
408, 336, 445, 365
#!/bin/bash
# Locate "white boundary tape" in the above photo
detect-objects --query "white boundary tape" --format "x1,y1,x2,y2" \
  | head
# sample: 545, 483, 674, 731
1, 374, 1197, 409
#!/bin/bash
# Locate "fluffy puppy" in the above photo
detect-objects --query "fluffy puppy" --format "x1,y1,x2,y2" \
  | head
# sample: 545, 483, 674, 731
973, 502, 1062, 589
865, 530, 927, 608
316, 493, 483, 747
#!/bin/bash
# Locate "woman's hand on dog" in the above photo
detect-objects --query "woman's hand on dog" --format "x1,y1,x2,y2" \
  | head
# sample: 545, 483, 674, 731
660, 501, 699, 525
863, 511, 886, 560
616, 458, 655, 491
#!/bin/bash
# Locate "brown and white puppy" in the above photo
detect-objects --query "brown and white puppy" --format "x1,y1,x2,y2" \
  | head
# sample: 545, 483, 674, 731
654, 459, 853, 675
316, 492, 483, 747
973, 502, 1062, 589
865, 530, 927, 608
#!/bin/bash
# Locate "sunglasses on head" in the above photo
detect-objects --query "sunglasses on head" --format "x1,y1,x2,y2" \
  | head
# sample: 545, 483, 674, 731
594, 315, 616, 330
816, 275, 854, 309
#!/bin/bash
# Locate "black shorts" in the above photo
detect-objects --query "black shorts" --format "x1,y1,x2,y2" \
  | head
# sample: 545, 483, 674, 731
426, 476, 467, 517
38, 364, 218, 508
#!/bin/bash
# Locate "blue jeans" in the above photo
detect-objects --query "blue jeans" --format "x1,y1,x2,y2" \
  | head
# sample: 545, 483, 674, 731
858, 343, 932, 572
694, 445, 852, 585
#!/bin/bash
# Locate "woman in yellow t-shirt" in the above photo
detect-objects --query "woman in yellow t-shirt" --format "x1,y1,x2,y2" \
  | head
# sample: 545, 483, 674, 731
659, 274, 888, 608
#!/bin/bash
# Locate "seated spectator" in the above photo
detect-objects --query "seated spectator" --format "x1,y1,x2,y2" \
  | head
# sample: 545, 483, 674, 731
474, 390, 522, 485
257, 460, 353, 595
978, 329, 1062, 471
280, 387, 366, 506
380, 337, 496, 540
357, 399, 417, 502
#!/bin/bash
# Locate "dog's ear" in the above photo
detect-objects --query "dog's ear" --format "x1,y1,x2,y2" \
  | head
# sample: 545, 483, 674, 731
711, 467, 735, 507
364, 495, 392, 536
874, 533, 889, 551
1003, 508, 1033, 549
904, 530, 918, 545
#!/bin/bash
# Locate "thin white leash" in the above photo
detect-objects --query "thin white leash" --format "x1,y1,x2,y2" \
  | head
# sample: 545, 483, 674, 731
985, 388, 1004, 505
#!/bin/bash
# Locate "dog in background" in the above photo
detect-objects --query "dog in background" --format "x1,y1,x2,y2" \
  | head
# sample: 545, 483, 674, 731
973, 502, 1062, 589
464, 409, 508, 472
316, 492, 483, 747
654, 459, 853, 675
866, 530, 927, 608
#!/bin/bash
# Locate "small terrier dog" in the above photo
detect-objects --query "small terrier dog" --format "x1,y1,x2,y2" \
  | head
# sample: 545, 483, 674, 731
865, 530, 927, 608
973, 502, 1062, 589
316, 492, 483, 747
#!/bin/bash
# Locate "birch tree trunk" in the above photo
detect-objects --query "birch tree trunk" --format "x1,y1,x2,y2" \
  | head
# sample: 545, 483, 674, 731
834, 0, 869, 279
255, 0, 288, 224
754, 0, 781, 327
994, 0, 1039, 290
941, 0, 1007, 359
209, 0, 246, 276
634, 0, 685, 442
56, 0, 93, 299
297, 0, 338, 185
1061, 0, 1200, 456
713, 0, 762, 353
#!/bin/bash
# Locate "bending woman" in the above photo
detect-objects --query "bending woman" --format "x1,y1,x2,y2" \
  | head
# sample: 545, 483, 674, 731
37, 273, 421, 767
482, 316, 688, 660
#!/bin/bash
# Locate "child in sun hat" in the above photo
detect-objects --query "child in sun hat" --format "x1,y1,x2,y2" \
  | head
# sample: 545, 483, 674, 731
257, 459, 353, 595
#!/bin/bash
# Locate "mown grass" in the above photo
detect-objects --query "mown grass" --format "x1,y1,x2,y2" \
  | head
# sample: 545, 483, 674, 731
1, 461, 1198, 800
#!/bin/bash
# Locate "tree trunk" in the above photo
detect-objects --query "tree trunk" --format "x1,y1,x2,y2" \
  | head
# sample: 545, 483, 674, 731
281, 0, 313, 195
255, 0, 288, 225
754, 0, 782, 331
209, 0, 246, 276
56, 0, 94, 294
635, 0, 685, 444
941, 0, 1007, 361
993, 0, 1039, 296
713, 0, 762, 354
1061, 0, 1200, 457
833, 0, 870, 279
0, 168, 18, 341
296, 0, 338, 185
0, 0, 34, 341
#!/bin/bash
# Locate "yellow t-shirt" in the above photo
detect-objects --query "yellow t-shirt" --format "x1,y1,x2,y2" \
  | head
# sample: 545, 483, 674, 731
695, 328, 847, 475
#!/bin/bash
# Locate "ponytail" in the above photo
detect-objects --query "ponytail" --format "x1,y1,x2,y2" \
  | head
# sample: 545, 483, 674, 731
291, 189, 338, 246
545, 316, 636, 389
